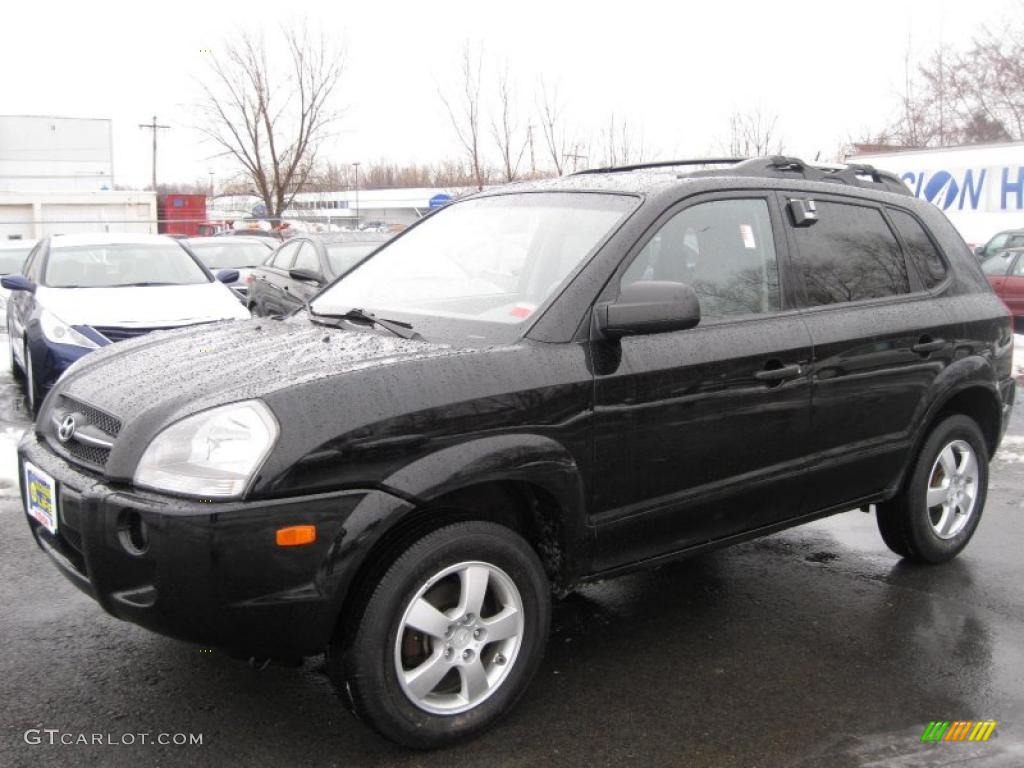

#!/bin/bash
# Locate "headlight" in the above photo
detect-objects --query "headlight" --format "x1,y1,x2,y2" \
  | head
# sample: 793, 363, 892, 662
39, 309, 99, 349
133, 400, 279, 498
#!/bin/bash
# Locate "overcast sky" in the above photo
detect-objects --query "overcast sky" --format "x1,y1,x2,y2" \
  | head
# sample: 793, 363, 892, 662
2, 0, 1018, 189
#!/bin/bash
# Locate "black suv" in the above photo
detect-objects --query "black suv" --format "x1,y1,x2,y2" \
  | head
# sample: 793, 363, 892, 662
17, 157, 1015, 748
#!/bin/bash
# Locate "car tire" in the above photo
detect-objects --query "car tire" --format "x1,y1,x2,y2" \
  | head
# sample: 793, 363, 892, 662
876, 415, 988, 564
23, 339, 39, 416
329, 521, 550, 749
8, 328, 22, 380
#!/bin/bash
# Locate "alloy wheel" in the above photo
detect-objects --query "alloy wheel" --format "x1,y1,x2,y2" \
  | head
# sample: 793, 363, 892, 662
394, 561, 525, 715
926, 439, 979, 540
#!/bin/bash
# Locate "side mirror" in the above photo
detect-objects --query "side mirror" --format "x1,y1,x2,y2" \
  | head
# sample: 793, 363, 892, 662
216, 269, 240, 284
974, 245, 986, 257
1, 275, 35, 293
289, 267, 324, 285
595, 280, 701, 339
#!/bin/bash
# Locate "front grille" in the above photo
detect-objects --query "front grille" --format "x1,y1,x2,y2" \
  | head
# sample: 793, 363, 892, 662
60, 396, 121, 438
64, 440, 112, 468
47, 396, 122, 472
93, 326, 158, 343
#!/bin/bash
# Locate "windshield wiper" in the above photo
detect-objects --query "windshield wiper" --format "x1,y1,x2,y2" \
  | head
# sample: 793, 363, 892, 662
310, 307, 422, 341
115, 282, 177, 287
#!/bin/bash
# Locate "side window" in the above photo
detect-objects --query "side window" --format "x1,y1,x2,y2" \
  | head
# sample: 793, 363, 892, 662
981, 251, 1015, 277
620, 198, 781, 319
292, 242, 320, 274
23, 243, 44, 281
271, 241, 300, 269
1009, 235, 1024, 249
1012, 254, 1024, 277
791, 201, 910, 306
888, 209, 948, 289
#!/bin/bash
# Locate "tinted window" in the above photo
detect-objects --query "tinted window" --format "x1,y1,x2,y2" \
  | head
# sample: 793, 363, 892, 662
271, 241, 300, 269
44, 243, 210, 288
326, 243, 377, 276
621, 198, 780, 319
292, 242, 320, 273
792, 201, 910, 305
1012, 253, 1024, 277
1009, 235, 1024, 249
888, 209, 947, 289
981, 252, 1015, 276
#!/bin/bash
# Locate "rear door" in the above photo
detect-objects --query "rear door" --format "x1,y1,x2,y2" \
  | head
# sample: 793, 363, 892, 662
997, 251, 1024, 318
786, 195, 960, 510
591, 193, 815, 570
256, 240, 301, 315
9, 241, 45, 366
280, 241, 326, 311
980, 250, 1014, 299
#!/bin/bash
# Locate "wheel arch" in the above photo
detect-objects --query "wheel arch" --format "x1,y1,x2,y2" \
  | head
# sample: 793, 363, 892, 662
328, 435, 589, 646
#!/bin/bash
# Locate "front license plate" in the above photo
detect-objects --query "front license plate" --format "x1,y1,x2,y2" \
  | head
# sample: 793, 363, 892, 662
24, 461, 58, 534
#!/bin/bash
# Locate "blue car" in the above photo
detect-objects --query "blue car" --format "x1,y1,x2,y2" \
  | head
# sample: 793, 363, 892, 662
4, 233, 251, 414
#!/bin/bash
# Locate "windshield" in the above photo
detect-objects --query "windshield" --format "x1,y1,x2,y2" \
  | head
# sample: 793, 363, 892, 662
326, 243, 380, 276
44, 243, 211, 288
0, 247, 31, 274
190, 241, 271, 269
311, 193, 634, 341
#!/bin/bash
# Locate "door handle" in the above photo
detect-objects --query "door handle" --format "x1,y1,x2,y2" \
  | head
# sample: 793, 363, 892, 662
912, 337, 945, 355
754, 363, 802, 382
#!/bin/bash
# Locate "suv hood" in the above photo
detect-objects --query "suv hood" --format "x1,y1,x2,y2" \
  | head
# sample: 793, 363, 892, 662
36, 283, 250, 327
47, 316, 460, 427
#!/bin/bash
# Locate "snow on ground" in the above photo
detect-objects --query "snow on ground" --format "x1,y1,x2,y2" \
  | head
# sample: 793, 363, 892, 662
1014, 334, 1024, 382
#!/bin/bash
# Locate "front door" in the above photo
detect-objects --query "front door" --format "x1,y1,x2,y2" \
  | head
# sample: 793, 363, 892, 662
590, 194, 814, 571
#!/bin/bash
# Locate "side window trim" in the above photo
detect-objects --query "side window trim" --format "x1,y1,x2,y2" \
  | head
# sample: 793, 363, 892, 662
609, 190, 795, 325
782, 192, 920, 312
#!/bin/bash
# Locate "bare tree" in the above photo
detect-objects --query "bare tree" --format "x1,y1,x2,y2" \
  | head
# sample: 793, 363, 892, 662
439, 42, 487, 191
196, 24, 344, 221
725, 107, 784, 156
600, 113, 650, 167
491, 66, 527, 182
537, 78, 570, 175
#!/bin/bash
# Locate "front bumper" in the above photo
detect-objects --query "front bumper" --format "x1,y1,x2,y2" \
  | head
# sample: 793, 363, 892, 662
18, 432, 409, 658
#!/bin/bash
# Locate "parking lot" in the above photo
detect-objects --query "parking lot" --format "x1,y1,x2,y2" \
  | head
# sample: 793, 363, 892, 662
0, 336, 1021, 768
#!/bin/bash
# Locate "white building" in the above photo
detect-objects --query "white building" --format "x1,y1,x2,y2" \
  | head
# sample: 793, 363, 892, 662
0, 190, 157, 240
850, 141, 1024, 245
0, 115, 114, 192
0, 115, 156, 240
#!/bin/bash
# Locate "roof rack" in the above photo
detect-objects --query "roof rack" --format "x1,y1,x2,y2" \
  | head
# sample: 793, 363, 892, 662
572, 154, 911, 196
571, 158, 745, 175
690, 155, 912, 196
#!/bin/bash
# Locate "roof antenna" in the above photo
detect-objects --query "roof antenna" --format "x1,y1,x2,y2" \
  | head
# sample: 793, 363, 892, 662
814, 151, 821, 161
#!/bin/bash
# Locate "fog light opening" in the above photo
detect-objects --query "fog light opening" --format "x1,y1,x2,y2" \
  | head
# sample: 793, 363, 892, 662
118, 509, 149, 555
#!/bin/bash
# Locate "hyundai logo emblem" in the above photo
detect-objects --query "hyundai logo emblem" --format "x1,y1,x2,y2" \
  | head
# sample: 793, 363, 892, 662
57, 415, 77, 443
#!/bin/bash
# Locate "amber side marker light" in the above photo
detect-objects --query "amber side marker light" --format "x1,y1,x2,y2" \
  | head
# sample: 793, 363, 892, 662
276, 525, 317, 547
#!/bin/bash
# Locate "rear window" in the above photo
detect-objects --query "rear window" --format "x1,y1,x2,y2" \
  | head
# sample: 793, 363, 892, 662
887, 209, 948, 289
189, 241, 270, 269
791, 201, 910, 306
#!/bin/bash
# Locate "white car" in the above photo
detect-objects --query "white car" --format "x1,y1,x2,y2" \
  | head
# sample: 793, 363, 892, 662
2, 233, 251, 412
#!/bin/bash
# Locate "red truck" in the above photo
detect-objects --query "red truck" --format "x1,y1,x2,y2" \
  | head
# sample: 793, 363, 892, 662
158, 194, 219, 237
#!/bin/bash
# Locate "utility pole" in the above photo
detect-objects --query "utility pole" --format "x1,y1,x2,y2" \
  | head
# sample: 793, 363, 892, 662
352, 161, 361, 230
562, 148, 588, 173
138, 116, 170, 191
527, 124, 536, 177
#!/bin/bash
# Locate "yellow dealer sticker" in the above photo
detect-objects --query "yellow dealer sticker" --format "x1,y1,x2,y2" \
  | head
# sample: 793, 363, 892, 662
24, 461, 58, 534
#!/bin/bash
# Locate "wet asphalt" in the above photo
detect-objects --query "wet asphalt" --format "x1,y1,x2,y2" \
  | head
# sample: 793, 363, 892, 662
1, 356, 1023, 768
